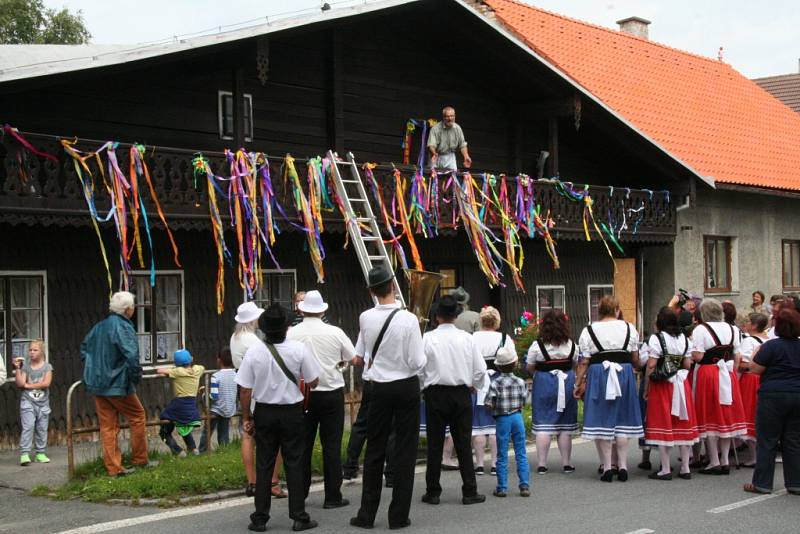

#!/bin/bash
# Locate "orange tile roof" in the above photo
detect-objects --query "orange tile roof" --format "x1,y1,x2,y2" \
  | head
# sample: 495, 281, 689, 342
483, 0, 800, 191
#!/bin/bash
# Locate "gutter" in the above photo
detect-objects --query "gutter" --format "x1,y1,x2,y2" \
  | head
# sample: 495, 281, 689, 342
455, 0, 716, 190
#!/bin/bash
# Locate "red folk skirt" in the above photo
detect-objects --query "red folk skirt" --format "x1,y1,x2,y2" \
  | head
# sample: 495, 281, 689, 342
693, 364, 747, 438
645, 379, 699, 446
738, 371, 760, 440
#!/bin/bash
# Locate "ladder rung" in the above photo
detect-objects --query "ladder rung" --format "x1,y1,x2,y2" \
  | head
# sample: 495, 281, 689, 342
341, 179, 360, 184
356, 217, 372, 222
368, 255, 386, 261
362, 236, 381, 241
349, 198, 368, 202
335, 159, 356, 166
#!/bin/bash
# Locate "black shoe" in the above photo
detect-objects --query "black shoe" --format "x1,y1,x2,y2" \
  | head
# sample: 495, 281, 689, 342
563, 465, 575, 474
600, 470, 614, 482
245, 483, 256, 497
648, 471, 672, 481
617, 469, 629, 482
720, 465, 731, 475
490, 466, 497, 476
492, 489, 507, 497
678, 472, 692, 480
597, 464, 604, 474
342, 469, 358, 481
323, 499, 349, 509
537, 466, 548, 475
441, 463, 459, 471
699, 465, 723, 475
292, 519, 318, 531
462, 494, 486, 505
638, 461, 652, 471
350, 517, 374, 529
247, 523, 267, 532
421, 493, 440, 505
384, 477, 394, 488
389, 519, 411, 530
475, 466, 485, 475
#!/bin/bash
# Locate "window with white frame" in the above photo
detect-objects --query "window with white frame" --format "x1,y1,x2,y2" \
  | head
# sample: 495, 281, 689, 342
250, 270, 297, 311
218, 91, 253, 142
131, 272, 185, 365
536, 285, 565, 318
587, 284, 614, 323
0, 272, 47, 374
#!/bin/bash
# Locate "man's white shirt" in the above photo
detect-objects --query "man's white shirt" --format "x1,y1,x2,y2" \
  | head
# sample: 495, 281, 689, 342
235, 338, 321, 404
354, 302, 425, 382
287, 317, 355, 391
422, 323, 487, 389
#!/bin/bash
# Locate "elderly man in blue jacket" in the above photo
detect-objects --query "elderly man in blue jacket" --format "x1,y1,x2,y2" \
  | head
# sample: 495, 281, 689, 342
81, 291, 153, 476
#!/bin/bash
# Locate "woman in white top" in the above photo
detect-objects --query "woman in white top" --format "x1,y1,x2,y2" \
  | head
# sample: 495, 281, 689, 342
526, 310, 578, 473
574, 295, 643, 482
738, 312, 769, 466
690, 298, 747, 475
230, 301, 287, 499
471, 306, 515, 474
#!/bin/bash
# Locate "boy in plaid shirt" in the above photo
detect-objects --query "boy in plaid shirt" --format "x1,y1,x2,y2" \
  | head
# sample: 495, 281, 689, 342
485, 347, 530, 497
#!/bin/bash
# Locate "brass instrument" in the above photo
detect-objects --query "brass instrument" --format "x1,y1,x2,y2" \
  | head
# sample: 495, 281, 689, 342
335, 360, 350, 373
405, 269, 447, 332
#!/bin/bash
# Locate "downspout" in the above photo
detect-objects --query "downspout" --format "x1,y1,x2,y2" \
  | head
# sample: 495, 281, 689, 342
674, 194, 691, 212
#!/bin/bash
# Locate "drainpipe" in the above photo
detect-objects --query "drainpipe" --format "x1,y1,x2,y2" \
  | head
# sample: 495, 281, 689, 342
675, 194, 691, 212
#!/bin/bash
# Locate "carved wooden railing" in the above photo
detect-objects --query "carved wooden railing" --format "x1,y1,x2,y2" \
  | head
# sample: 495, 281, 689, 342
0, 137, 675, 241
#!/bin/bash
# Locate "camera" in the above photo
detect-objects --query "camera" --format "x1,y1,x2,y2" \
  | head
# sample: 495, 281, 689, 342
677, 288, 691, 308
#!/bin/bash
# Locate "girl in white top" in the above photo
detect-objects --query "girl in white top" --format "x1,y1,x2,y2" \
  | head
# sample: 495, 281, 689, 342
738, 312, 769, 465
470, 306, 515, 474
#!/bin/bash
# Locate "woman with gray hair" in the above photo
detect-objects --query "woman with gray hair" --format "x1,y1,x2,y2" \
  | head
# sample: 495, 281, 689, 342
690, 298, 747, 475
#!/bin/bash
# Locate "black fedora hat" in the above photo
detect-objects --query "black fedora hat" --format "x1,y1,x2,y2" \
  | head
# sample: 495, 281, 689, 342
258, 303, 292, 333
367, 265, 395, 289
434, 295, 461, 319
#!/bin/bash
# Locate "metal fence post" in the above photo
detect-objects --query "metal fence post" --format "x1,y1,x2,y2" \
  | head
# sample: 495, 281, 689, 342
65, 379, 83, 479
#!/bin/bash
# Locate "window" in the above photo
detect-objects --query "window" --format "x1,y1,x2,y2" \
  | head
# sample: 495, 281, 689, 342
218, 91, 253, 142
438, 267, 458, 297
587, 285, 614, 323
251, 270, 297, 311
536, 285, 565, 317
783, 240, 800, 290
0, 273, 47, 375
131, 271, 184, 365
704, 236, 731, 292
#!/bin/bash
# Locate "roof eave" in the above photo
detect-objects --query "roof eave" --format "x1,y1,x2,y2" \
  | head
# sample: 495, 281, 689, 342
454, 0, 716, 190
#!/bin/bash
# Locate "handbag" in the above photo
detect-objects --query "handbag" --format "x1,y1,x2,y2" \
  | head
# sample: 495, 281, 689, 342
649, 333, 688, 382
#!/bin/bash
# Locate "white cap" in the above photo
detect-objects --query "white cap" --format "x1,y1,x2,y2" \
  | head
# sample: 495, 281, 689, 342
495, 347, 518, 366
297, 290, 329, 314
234, 301, 264, 324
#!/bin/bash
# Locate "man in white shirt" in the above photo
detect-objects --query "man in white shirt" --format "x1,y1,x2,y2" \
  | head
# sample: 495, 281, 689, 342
287, 290, 355, 508
237, 304, 322, 533
350, 266, 425, 531
420, 295, 487, 506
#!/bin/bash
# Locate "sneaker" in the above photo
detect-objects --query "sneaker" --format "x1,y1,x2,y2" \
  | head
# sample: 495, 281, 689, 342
537, 466, 548, 475
520, 486, 531, 497
34, 453, 50, 463
192, 449, 200, 456
178, 450, 187, 458
114, 467, 136, 477
475, 466, 485, 475
492, 489, 507, 498
563, 465, 576, 473
20, 454, 31, 466
490, 466, 497, 476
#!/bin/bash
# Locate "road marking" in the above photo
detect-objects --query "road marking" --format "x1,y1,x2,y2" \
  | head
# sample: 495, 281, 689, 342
56, 437, 593, 533
706, 489, 787, 513
622, 529, 654, 534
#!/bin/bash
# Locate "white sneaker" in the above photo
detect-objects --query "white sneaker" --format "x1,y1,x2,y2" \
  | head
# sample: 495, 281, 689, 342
178, 450, 187, 458
192, 449, 200, 456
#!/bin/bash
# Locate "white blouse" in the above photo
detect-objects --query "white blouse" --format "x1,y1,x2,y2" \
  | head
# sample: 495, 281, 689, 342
739, 334, 766, 362
578, 320, 639, 359
642, 332, 690, 359
526, 340, 578, 364
691, 322, 742, 354
472, 330, 516, 359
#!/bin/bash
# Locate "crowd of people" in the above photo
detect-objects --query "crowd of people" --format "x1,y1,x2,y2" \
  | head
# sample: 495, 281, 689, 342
9, 276, 799, 531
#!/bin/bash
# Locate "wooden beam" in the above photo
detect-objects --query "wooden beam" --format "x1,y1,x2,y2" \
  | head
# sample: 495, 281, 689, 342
232, 65, 245, 148
547, 117, 559, 176
326, 29, 344, 152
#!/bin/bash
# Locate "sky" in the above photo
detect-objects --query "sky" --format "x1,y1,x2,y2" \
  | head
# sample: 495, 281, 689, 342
43, 0, 800, 78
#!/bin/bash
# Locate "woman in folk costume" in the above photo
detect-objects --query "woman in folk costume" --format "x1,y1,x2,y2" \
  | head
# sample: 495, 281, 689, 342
575, 295, 643, 482
737, 312, 769, 467
691, 298, 747, 475
642, 307, 699, 480
526, 310, 578, 474
471, 306, 515, 475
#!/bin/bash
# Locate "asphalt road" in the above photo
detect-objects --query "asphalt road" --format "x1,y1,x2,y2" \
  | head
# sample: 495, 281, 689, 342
4, 440, 799, 534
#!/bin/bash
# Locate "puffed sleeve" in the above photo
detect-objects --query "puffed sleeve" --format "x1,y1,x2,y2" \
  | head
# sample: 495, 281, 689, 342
578, 327, 593, 358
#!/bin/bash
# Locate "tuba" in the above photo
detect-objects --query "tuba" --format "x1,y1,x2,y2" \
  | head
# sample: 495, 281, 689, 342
405, 269, 447, 333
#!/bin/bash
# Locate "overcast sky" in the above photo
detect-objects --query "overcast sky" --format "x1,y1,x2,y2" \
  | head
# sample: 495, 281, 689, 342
43, 0, 799, 78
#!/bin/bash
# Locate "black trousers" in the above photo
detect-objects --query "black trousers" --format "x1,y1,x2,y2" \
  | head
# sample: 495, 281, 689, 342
424, 385, 477, 497
355, 376, 420, 528
303, 387, 345, 502
344, 380, 395, 479
752, 391, 800, 492
252, 402, 309, 525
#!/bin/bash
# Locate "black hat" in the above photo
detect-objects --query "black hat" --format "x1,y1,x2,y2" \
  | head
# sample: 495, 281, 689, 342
367, 265, 395, 289
434, 295, 461, 319
451, 286, 470, 304
258, 303, 292, 333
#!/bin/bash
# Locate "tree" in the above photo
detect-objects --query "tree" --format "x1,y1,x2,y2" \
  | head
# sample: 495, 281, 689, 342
0, 0, 90, 44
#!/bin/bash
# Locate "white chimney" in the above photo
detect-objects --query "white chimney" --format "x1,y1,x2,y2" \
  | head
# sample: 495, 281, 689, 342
616, 16, 651, 40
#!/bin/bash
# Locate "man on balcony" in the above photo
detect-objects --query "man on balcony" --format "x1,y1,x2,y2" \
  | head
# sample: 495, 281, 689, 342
428, 106, 472, 171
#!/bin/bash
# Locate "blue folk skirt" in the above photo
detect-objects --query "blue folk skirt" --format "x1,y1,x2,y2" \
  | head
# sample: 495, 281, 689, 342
581, 363, 643, 440
531, 370, 579, 435
471, 392, 496, 435
161, 396, 201, 425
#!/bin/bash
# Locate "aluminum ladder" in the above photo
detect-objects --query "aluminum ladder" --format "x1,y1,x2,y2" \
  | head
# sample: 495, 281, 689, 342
327, 150, 406, 307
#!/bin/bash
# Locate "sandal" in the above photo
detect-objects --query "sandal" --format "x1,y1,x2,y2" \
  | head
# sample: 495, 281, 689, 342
271, 482, 288, 499
743, 483, 770, 495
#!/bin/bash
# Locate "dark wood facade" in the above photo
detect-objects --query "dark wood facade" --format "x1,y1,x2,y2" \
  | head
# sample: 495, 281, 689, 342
0, 0, 685, 444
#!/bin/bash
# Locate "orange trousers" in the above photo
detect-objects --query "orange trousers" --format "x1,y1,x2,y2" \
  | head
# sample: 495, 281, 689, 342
94, 394, 149, 475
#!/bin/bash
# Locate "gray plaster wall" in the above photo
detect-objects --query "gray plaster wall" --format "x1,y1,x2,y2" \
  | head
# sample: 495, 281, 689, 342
641, 244, 676, 336
673, 188, 800, 313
